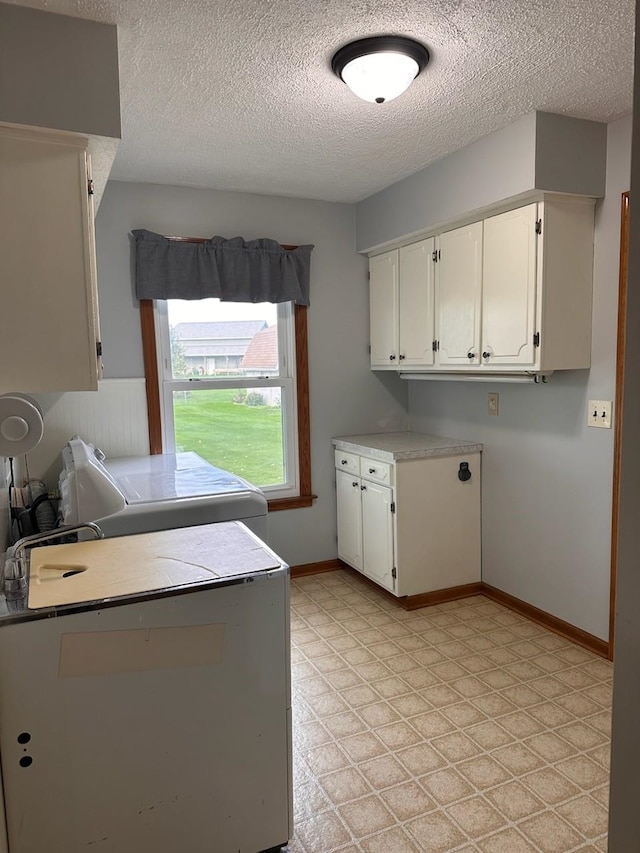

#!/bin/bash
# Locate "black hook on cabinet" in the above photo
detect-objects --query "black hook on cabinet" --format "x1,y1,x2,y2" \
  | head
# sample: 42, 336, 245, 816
458, 461, 472, 482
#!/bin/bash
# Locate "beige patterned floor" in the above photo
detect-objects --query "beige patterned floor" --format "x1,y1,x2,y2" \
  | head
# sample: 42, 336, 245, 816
286, 570, 612, 853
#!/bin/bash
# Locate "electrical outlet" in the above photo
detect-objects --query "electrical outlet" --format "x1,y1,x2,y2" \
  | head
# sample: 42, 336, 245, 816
488, 392, 499, 416
587, 400, 612, 429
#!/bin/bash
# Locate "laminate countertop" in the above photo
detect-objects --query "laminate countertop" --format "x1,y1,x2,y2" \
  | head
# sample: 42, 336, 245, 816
332, 431, 483, 462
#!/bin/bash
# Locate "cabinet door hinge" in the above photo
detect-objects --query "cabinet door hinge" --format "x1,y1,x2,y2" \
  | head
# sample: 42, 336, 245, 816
96, 341, 103, 358
390, 502, 396, 513
432, 249, 440, 263
432, 339, 440, 352
535, 218, 542, 235
367, 270, 370, 280
391, 567, 397, 579
533, 332, 540, 348
88, 178, 95, 196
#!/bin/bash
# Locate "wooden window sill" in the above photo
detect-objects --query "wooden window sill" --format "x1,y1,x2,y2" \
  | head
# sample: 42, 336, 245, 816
268, 495, 317, 512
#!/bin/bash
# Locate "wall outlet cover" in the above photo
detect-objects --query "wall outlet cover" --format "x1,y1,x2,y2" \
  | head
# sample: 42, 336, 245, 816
488, 392, 499, 416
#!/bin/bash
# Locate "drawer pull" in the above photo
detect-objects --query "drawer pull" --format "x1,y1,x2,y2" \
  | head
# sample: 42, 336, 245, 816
361, 485, 367, 491
368, 467, 376, 474
352, 481, 358, 488
341, 459, 348, 465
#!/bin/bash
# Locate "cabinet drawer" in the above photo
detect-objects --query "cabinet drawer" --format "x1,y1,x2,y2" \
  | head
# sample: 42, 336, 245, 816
335, 449, 360, 475
360, 457, 392, 486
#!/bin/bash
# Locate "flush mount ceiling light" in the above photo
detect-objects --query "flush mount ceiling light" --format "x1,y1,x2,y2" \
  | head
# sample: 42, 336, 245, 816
331, 35, 430, 104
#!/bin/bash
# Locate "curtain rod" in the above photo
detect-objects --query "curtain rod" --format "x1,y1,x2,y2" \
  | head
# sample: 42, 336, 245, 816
399, 372, 552, 384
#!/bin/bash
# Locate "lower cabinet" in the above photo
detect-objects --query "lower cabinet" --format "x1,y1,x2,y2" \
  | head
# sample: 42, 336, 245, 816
336, 468, 364, 573
336, 468, 394, 592
334, 446, 481, 599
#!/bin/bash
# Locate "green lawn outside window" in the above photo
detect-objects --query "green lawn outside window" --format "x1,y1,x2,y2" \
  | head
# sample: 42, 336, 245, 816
173, 389, 285, 487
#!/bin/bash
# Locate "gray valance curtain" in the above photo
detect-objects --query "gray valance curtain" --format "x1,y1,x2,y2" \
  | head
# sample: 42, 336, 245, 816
132, 230, 314, 306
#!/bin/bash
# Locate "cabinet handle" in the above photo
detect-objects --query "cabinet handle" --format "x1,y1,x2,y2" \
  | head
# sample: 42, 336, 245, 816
352, 481, 358, 487
368, 468, 376, 474
361, 485, 367, 491
341, 459, 348, 465
467, 352, 475, 359
458, 462, 472, 482
399, 354, 405, 360
389, 354, 396, 361
482, 351, 491, 359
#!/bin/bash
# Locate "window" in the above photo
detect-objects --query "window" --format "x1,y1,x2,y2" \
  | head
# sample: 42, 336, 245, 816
140, 298, 313, 511
158, 297, 295, 495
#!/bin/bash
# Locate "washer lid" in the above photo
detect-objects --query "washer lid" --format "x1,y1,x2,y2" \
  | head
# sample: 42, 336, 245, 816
104, 452, 262, 504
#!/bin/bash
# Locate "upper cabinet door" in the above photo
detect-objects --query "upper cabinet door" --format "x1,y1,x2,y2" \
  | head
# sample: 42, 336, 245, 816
399, 238, 435, 367
0, 125, 100, 393
369, 250, 399, 368
482, 203, 538, 366
437, 223, 483, 366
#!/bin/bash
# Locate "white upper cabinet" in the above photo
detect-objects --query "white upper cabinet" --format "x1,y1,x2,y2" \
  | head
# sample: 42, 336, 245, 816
370, 238, 435, 370
535, 198, 595, 372
436, 223, 483, 366
481, 203, 538, 366
369, 250, 399, 368
398, 238, 435, 367
437, 210, 537, 369
370, 194, 595, 375
0, 124, 102, 393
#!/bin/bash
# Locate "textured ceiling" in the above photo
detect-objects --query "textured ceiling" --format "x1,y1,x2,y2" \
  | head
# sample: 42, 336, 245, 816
5, 0, 636, 202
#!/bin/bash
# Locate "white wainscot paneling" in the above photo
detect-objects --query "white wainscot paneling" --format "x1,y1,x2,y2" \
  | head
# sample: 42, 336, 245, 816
25, 379, 149, 486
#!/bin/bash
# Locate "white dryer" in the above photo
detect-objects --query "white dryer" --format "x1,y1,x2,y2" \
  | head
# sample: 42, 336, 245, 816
58, 437, 268, 540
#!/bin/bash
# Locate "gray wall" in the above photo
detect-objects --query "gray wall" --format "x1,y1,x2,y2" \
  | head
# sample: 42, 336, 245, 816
608, 4, 640, 843
0, 3, 120, 138
356, 112, 607, 253
406, 114, 631, 641
94, 181, 408, 567
535, 112, 607, 197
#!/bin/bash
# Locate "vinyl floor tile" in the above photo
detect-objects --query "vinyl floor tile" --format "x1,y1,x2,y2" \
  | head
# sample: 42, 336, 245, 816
289, 570, 612, 852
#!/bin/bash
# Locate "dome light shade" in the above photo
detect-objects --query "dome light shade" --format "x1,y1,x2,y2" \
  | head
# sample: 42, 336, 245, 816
332, 36, 430, 104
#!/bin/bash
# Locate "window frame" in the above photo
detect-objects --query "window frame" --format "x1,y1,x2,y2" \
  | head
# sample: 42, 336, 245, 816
139, 246, 314, 512
157, 299, 298, 498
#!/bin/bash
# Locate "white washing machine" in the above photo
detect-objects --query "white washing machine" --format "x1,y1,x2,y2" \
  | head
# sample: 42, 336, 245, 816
58, 437, 268, 540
